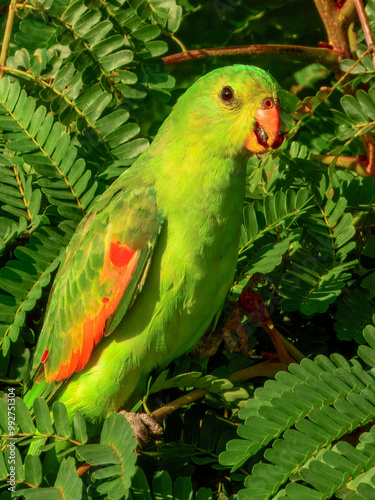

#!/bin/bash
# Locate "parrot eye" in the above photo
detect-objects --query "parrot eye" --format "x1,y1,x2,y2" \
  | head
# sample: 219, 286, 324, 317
262, 97, 276, 109
220, 86, 234, 102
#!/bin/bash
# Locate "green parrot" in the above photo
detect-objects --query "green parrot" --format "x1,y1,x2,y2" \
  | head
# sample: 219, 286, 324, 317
25, 64, 281, 433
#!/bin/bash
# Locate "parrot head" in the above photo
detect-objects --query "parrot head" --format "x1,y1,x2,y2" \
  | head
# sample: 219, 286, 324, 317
172, 64, 282, 158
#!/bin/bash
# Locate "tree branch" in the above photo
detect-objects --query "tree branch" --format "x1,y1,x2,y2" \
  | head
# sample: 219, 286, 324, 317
163, 44, 341, 71
313, 0, 357, 59
0, 0, 20, 80
313, 154, 369, 175
353, 0, 375, 69
152, 360, 287, 421
362, 133, 375, 177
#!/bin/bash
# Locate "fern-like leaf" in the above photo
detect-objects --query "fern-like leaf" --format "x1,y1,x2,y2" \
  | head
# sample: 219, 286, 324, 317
220, 324, 375, 499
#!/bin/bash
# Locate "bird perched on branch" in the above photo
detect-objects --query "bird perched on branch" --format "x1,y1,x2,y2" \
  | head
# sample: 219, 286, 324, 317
25, 65, 281, 439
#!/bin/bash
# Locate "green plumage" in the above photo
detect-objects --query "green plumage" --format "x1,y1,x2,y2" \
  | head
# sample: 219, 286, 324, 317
25, 65, 279, 425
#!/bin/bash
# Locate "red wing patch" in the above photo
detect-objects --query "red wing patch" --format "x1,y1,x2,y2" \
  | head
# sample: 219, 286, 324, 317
110, 241, 135, 267
45, 240, 139, 382
41, 350, 49, 363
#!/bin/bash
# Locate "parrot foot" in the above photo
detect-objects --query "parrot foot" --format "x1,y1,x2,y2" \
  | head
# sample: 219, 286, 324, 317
118, 410, 163, 447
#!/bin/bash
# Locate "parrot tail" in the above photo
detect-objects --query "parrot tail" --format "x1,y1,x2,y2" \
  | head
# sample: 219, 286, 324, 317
23, 378, 61, 412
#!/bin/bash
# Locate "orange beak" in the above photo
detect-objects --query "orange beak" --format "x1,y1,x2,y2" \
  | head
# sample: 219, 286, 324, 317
245, 105, 281, 153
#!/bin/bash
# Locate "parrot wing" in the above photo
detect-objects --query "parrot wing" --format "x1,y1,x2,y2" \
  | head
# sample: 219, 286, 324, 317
33, 174, 163, 382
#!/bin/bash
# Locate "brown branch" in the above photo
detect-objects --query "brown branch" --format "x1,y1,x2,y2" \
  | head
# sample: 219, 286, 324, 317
76, 358, 288, 477
76, 463, 93, 477
0, 0, 19, 80
152, 360, 287, 421
163, 44, 342, 71
362, 133, 375, 178
313, 0, 357, 59
349, 0, 375, 177
313, 153, 369, 175
353, 0, 375, 69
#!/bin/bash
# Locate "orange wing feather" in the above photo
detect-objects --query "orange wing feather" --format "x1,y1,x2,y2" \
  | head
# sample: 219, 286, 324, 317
33, 181, 162, 384
46, 241, 139, 382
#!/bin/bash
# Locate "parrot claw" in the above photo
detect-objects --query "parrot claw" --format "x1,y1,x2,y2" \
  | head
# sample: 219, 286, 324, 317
118, 410, 163, 447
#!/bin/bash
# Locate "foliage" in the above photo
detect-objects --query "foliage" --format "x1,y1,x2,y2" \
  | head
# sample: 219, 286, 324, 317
1, 0, 375, 498
220, 322, 375, 499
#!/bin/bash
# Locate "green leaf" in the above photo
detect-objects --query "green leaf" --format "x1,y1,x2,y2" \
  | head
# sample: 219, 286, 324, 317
173, 476, 194, 500
73, 10, 101, 37
112, 137, 149, 159
24, 455, 43, 487
33, 397, 54, 435
104, 122, 140, 148
334, 290, 375, 343
132, 24, 161, 41
143, 40, 168, 57
168, 4, 182, 32
84, 20, 112, 45
14, 488, 62, 499
61, 0, 87, 25
246, 229, 302, 275
95, 109, 130, 135
356, 89, 375, 120
131, 467, 152, 499
77, 414, 137, 497
199, 412, 219, 452
73, 411, 87, 444
91, 35, 125, 57
100, 50, 133, 72
52, 401, 72, 438
0, 76, 10, 102
76, 443, 121, 465
341, 94, 368, 123
340, 58, 366, 74
15, 397, 35, 433
54, 457, 83, 500
153, 470, 173, 500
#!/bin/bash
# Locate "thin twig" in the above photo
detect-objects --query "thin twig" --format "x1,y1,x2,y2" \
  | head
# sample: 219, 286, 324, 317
286, 49, 372, 141
164, 31, 187, 52
152, 361, 287, 421
353, 0, 375, 69
0, 0, 19, 80
163, 44, 341, 71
